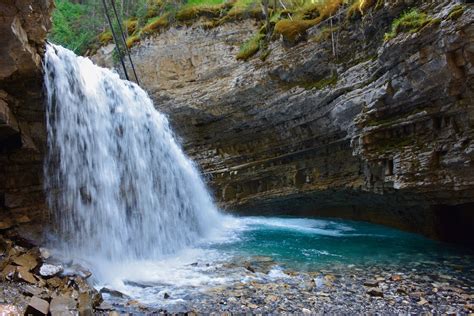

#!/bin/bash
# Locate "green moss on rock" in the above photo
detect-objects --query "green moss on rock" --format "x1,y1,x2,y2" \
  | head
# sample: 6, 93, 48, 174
384, 9, 433, 41
447, 5, 464, 20
236, 33, 265, 61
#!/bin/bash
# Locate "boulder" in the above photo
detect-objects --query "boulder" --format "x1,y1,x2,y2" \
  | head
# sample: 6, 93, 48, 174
39, 263, 63, 278
49, 296, 77, 315
1, 264, 16, 281
12, 253, 38, 270
17, 266, 37, 284
25, 296, 49, 315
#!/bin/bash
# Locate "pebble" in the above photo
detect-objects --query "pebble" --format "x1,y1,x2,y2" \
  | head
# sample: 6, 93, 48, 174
367, 288, 384, 297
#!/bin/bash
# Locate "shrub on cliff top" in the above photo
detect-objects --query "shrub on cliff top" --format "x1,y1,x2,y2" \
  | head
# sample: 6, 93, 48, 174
274, 19, 317, 43
124, 19, 139, 35
141, 14, 170, 35
274, 0, 343, 43
176, 3, 226, 22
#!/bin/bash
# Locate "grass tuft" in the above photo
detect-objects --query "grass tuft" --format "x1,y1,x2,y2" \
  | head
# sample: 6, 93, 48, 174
98, 30, 113, 44
236, 33, 265, 60
141, 14, 170, 35
124, 19, 138, 35
126, 34, 141, 48
384, 9, 431, 41
274, 19, 317, 43
176, 3, 226, 22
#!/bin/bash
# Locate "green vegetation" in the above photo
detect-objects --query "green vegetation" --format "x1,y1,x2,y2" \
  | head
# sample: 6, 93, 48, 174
49, 0, 389, 57
447, 4, 464, 20
141, 14, 170, 35
50, 0, 97, 54
236, 33, 265, 60
384, 9, 433, 41
126, 34, 141, 48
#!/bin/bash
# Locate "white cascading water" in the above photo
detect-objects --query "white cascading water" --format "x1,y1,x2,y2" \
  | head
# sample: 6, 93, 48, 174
43, 44, 220, 264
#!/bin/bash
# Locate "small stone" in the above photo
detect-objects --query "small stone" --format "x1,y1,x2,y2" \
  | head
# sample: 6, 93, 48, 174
364, 279, 379, 287
302, 308, 311, 314
396, 287, 408, 295
100, 287, 129, 299
367, 288, 384, 297
228, 297, 238, 303
25, 296, 49, 315
0, 304, 20, 314
1, 265, 16, 280
418, 297, 428, 305
126, 299, 141, 306
316, 292, 330, 297
13, 253, 38, 270
70, 263, 92, 279
409, 291, 424, 299
39, 248, 51, 260
47, 276, 66, 289
324, 274, 336, 283
96, 302, 114, 311
252, 256, 273, 262
163, 292, 170, 299
247, 303, 258, 309
265, 295, 278, 303
391, 275, 402, 281
22, 284, 44, 297
39, 264, 63, 277
108, 312, 120, 316
17, 266, 37, 284
49, 296, 77, 315
16, 215, 31, 224
464, 304, 474, 311
0, 219, 14, 230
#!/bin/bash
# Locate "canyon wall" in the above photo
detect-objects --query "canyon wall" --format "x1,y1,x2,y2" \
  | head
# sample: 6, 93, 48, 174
0, 0, 53, 232
94, 0, 474, 244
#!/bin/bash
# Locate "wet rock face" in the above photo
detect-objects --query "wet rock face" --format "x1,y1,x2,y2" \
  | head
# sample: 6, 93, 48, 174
0, 0, 53, 232
99, 1, 474, 244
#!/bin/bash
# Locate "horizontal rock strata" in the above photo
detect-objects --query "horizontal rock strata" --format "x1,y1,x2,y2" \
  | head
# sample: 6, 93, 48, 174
94, 0, 474, 244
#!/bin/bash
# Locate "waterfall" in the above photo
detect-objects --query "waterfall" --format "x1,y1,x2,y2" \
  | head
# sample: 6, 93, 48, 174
43, 44, 220, 262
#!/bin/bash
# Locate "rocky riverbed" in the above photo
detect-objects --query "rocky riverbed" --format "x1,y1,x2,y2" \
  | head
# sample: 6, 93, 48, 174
2, 225, 474, 315
101, 255, 474, 314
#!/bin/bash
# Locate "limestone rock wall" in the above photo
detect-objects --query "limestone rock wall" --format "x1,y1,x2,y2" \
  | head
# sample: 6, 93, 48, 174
0, 0, 53, 230
95, 0, 474, 243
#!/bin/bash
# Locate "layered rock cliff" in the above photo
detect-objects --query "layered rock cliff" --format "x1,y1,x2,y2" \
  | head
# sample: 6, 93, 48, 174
94, 0, 474, 244
0, 0, 53, 231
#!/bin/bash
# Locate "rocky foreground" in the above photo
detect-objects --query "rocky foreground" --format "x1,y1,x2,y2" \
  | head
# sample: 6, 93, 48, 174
0, 231, 109, 315
2, 226, 473, 315
99, 255, 474, 315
